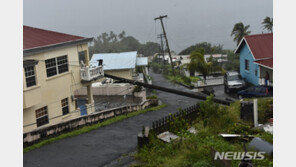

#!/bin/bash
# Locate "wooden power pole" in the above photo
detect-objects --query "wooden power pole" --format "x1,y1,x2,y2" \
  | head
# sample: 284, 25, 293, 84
157, 33, 165, 65
154, 15, 175, 75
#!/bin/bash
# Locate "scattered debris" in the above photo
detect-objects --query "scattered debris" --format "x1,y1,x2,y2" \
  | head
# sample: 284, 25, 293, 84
257, 123, 273, 134
157, 131, 179, 143
248, 137, 273, 155
219, 133, 241, 138
188, 127, 197, 134
219, 133, 254, 142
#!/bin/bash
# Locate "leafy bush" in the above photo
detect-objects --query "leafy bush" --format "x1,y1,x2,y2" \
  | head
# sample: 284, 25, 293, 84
258, 98, 273, 123
189, 76, 200, 82
133, 85, 142, 93
198, 95, 239, 131
150, 62, 162, 73
181, 76, 191, 85
135, 97, 273, 167
147, 95, 158, 100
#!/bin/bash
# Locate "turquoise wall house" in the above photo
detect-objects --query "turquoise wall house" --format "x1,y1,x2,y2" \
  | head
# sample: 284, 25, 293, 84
235, 33, 273, 86
238, 43, 259, 85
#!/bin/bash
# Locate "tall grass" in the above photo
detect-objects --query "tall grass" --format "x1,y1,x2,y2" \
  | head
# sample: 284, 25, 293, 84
134, 97, 273, 167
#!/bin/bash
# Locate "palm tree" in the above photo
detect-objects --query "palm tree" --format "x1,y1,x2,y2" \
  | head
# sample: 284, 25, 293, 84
262, 17, 273, 32
231, 22, 251, 46
187, 48, 213, 83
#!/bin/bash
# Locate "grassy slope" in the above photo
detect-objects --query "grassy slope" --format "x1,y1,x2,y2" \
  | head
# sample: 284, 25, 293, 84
135, 98, 273, 167
24, 104, 167, 153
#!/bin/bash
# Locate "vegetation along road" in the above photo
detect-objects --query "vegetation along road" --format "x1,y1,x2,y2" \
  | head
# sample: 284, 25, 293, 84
23, 71, 201, 167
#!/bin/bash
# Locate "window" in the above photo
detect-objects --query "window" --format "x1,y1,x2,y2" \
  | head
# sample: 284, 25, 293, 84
255, 68, 258, 76
57, 56, 68, 74
245, 59, 249, 71
35, 106, 49, 127
78, 51, 86, 65
61, 98, 69, 115
45, 58, 57, 77
45, 55, 68, 77
24, 66, 36, 87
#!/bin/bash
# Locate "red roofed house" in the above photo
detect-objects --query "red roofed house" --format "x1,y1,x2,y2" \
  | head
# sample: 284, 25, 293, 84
23, 26, 103, 133
235, 33, 273, 86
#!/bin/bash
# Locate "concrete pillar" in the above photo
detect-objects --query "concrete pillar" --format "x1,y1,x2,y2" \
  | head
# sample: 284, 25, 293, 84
84, 50, 90, 66
84, 49, 94, 114
87, 85, 93, 104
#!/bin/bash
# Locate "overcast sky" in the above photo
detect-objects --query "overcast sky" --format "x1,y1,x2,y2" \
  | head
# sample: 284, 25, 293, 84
24, 0, 273, 53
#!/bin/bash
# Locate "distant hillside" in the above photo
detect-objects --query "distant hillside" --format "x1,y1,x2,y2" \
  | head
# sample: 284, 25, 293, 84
178, 42, 224, 55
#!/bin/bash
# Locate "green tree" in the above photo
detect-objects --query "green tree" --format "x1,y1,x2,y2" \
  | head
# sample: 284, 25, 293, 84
89, 31, 160, 57
139, 42, 161, 57
224, 50, 240, 71
187, 48, 212, 82
262, 17, 273, 32
179, 42, 223, 55
231, 22, 251, 46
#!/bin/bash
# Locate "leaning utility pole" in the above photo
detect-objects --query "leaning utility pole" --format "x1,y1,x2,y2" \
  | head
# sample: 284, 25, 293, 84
154, 15, 175, 75
157, 33, 165, 65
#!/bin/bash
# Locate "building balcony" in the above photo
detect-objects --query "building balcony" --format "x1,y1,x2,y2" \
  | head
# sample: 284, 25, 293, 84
23, 85, 42, 109
80, 65, 104, 83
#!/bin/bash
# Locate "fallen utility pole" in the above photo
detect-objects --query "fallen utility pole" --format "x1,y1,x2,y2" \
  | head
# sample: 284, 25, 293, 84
154, 15, 175, 75
104, 73, 231, 105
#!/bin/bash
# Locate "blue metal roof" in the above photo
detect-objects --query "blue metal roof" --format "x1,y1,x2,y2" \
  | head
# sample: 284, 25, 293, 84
136, 57, 148, 66
91, 51, 137, 70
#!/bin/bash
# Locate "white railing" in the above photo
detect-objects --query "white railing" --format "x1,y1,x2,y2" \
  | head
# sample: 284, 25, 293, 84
80, 66, 104, 81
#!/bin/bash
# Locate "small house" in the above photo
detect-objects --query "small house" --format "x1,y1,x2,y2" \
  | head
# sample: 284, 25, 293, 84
235, 33, 273, 86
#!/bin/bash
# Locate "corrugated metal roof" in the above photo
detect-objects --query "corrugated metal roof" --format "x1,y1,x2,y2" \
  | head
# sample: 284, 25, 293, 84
245, 33, 273, 60
236, 33, 273, 60
254, 58, 273, 69
23, 26, 86, 50
91, 51, 137, 70
136, 57, 148, 66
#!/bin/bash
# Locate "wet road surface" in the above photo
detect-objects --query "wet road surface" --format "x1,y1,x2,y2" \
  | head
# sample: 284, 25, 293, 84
23, 71, 201, 167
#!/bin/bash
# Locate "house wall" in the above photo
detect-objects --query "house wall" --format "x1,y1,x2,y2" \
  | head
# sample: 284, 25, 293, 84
23, 43, 92, 133
104, 69, 133, 80
239, 44, 259, 85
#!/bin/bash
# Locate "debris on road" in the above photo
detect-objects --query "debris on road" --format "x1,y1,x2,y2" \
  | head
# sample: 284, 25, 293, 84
157, 131, 179, 143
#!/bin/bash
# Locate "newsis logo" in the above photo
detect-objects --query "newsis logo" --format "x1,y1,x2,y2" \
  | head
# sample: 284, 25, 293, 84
214, 152, 266, 160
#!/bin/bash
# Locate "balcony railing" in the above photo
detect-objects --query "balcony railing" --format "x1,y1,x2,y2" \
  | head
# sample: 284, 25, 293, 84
259, 78, 273, 86
80, 65, 104, 82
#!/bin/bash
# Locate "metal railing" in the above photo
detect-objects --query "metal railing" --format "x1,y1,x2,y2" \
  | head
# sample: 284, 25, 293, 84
80, 66, 104, 81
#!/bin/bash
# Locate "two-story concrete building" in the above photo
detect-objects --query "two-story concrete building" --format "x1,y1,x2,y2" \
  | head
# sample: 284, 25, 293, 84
23, 26, 103, 133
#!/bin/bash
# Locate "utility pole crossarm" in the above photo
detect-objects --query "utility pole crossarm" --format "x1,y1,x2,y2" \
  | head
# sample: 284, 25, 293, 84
154, 15, 175, 75
154, 15, 168, 20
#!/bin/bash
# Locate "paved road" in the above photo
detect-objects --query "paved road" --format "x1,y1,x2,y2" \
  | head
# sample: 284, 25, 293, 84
23, 71, 200, 167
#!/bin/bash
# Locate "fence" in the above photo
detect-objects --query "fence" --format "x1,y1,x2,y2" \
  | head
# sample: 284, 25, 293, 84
150, 103, 200, 135
23, 99, 158, 147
